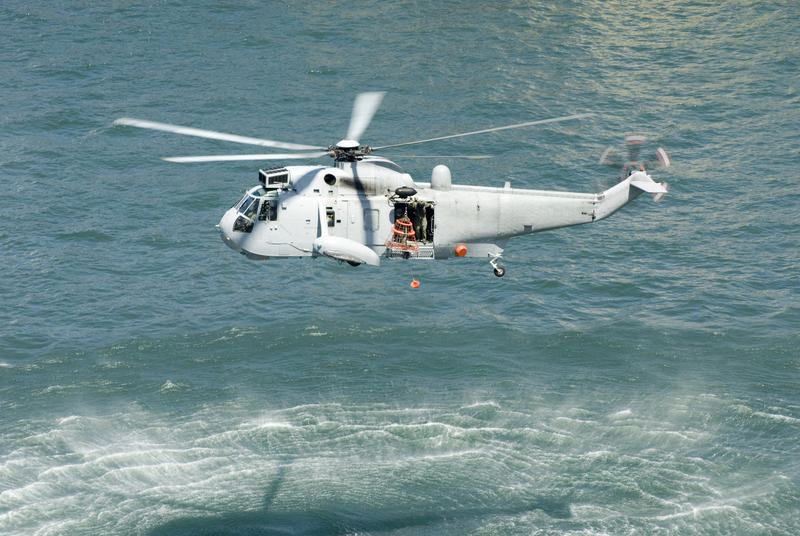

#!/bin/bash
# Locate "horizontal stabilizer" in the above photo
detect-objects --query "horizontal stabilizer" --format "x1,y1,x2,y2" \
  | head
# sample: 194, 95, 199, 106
629, 170, 669, 202
630, 178, 668, 194
313, 236, 380, 266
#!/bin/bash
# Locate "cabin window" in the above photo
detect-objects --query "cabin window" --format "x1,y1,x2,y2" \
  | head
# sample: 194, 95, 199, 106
326, 208, 335, 227
364, 209, 380, 231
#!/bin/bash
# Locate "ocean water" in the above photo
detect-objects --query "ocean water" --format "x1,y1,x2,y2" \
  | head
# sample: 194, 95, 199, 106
1, 1, 798, 535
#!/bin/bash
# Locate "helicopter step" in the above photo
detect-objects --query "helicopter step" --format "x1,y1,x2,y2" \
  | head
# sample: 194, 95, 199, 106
384, 244, 435, 260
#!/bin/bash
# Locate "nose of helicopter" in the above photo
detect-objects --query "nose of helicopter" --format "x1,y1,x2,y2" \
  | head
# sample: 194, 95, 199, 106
218, 208, 241, 252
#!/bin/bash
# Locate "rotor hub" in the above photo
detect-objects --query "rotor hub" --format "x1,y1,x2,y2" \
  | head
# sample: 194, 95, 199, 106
335, 139, 359, 150
331, 140, 373, 161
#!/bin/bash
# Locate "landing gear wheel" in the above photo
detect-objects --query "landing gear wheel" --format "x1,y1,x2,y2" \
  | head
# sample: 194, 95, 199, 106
488, 252, 505, 278
347, 261, 361, 267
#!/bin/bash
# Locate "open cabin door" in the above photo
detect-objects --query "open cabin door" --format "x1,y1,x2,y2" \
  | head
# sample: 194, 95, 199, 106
386, 199, 435, 259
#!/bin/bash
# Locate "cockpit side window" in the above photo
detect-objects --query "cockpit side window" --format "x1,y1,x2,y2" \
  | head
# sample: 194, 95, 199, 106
259, 199, 278, 221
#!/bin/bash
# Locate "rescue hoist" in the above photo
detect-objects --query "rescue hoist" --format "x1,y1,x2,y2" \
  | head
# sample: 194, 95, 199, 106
385, 208, 419, 256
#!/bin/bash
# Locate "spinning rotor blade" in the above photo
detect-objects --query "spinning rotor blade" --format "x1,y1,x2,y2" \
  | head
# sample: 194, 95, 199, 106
372, 113, 593, 151
346, 91, 386, 143
654, 147, 672, 167
379, 154, 492, 159
599, 146, 624, 168
625, 133, 645, 162
642, 147, 672, 169
163, 152, 329, 163
114, 117, 324, 151
601, 133, 672, 171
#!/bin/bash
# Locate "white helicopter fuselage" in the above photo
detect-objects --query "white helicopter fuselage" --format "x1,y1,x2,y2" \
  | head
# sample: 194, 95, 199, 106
218, 157, 667, 274
115, 94, 669, 277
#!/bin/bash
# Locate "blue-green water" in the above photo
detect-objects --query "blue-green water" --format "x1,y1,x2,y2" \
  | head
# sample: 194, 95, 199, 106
2, 2, 798, 534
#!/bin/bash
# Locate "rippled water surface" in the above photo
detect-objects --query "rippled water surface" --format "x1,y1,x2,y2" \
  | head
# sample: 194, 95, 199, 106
1, 1, 798, 534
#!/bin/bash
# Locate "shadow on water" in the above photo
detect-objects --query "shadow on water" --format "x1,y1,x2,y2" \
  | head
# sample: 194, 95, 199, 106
146, 460, 571, 536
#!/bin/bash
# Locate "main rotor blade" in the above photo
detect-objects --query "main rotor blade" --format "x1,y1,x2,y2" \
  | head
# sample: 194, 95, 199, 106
163, 152, 329, 163
114, 117, 324, 151
345, 92, 386, 143
372, 113, 593, 151
378, 154, 492, 159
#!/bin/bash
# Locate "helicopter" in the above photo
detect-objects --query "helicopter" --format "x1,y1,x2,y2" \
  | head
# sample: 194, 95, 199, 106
114, 92, 669, 278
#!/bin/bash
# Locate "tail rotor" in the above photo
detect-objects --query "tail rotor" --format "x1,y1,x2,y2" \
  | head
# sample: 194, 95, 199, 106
599, 133, 671, 176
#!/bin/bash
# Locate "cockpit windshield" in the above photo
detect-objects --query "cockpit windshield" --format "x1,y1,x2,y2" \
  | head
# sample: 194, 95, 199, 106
238, 196, 259, 220
232, 186, 279, 233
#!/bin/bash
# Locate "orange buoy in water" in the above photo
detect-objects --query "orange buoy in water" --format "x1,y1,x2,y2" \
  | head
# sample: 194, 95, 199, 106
410, 279, 420, 289
455, 244, 467, 257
